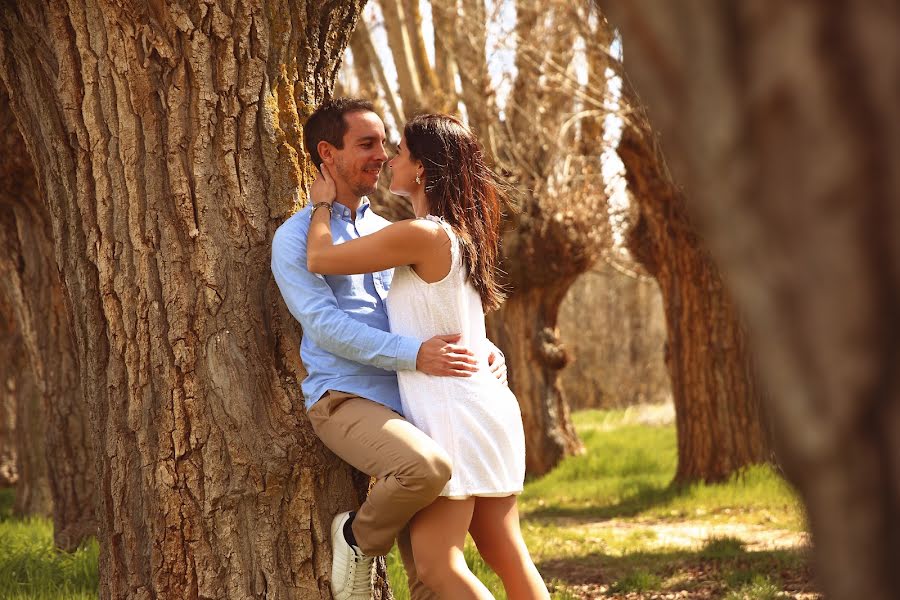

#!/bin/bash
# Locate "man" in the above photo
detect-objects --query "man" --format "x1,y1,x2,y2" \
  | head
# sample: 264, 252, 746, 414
271, 98, 507, 600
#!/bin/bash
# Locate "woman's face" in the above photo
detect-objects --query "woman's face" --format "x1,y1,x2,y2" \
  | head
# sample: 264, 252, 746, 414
387, 135, 422, 197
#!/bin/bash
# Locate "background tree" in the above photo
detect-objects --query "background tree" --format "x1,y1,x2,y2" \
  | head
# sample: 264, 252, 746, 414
615, 81, 772, 483
0, 2, 387, 597
1, 207, 52, 519
0, 85, 97, 548
600, 1, 900, 597
0, 340, 15, 487
559, 260, 669, 410
343, 0, 633, 474
0, 90, 51, 518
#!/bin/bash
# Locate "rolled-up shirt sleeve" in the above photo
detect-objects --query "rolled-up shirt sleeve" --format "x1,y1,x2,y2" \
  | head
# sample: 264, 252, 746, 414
271, 221, 420, 372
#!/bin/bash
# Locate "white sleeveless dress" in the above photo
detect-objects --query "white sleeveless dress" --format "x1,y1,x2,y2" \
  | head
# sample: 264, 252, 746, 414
386, 216, 526, 499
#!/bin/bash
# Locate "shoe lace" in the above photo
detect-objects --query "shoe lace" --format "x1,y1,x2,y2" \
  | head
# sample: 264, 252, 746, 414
347, 549, 374, 591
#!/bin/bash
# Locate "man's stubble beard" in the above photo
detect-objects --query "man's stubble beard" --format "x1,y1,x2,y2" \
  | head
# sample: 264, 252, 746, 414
334, 158, 378, 198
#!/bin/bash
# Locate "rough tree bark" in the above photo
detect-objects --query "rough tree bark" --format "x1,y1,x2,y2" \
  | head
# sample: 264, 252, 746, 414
616, 105, 771, 482
0, 86, 97, 546
0, 2, 384, 598
600, 1, 900, 598
0, 221, 16, 488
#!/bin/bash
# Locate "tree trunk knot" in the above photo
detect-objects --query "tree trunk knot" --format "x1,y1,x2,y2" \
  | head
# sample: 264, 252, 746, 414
536, 327, 570, 370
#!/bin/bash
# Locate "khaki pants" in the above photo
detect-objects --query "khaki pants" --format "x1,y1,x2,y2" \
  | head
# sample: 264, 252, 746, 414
307, 390, 451, 600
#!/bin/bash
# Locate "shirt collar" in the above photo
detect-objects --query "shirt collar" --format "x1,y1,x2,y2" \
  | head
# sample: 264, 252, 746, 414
332, 198, 371, 221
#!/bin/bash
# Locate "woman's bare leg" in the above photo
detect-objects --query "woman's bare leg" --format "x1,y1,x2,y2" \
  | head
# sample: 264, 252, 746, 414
468, 496, 549, 600
410, 497, 494, 599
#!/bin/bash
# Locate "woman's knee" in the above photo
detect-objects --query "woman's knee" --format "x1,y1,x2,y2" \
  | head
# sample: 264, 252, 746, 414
413, 549, 465, 591
472, 528, 529, 575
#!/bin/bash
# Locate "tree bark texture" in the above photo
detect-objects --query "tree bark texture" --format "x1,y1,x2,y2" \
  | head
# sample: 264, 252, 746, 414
485, 285, 583, 475
0, 85, 97, 546
600, 1, 900, 597
616, 102, 771, 484
0, 1, 380, 598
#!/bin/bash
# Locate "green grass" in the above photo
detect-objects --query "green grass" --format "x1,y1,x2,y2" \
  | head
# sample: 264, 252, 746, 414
1, 406, 815, 599
520, 410, 804, 531
723, 574, 782, 600
384, 407, 813, 598
0, 489, 99, 600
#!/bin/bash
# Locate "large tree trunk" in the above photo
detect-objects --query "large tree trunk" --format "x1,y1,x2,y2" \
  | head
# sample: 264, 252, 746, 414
486, 286, 582, 475
617, 105, 771, 483
600, 1, 900, 598
0, 86, 97, 548
0, 2, 384, 598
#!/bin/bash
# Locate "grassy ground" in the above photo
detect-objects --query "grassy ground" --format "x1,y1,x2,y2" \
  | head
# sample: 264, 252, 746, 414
0, 406, 816, 599
386, 407, 816, 599
0, 488, 98, 599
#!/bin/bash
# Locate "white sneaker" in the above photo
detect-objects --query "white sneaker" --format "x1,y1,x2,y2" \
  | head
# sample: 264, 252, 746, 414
330, 512, 375, 600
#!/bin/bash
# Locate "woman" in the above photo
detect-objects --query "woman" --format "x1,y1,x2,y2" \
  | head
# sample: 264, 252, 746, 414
306, 114, 549, 600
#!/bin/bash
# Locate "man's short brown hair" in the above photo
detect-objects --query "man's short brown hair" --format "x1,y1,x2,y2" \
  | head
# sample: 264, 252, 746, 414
303, 97, 376, 169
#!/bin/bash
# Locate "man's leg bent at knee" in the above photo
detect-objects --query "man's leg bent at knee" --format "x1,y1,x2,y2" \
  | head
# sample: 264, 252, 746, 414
308, 390, 451, 556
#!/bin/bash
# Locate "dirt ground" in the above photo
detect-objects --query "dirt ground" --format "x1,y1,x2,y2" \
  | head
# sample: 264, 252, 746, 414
539, 518, 820, 600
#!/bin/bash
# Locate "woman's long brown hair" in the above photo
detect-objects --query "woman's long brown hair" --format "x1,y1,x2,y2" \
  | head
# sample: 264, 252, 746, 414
404, 114, 506, 311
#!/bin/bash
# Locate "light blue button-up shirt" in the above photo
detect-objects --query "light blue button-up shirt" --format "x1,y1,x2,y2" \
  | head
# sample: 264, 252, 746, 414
271, 199, 421, 413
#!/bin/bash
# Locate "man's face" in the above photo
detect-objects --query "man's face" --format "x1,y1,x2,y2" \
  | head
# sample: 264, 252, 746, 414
330, 111, 388, 198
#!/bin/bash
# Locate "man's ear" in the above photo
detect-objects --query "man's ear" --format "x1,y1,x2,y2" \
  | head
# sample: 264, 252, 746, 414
317, 140, 336, 166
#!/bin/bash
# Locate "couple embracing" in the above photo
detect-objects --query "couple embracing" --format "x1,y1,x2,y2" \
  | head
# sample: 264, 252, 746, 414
271, 98, 548, 600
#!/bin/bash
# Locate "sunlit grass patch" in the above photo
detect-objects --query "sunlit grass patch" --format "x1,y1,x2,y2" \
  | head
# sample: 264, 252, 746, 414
0, 492, 99, 600
607, 568, 662, 593
723, 574, 782, 600
520, 410, 804, 531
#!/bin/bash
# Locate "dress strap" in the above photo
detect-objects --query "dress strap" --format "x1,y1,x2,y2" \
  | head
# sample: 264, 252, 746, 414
421, 214, 460, 269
